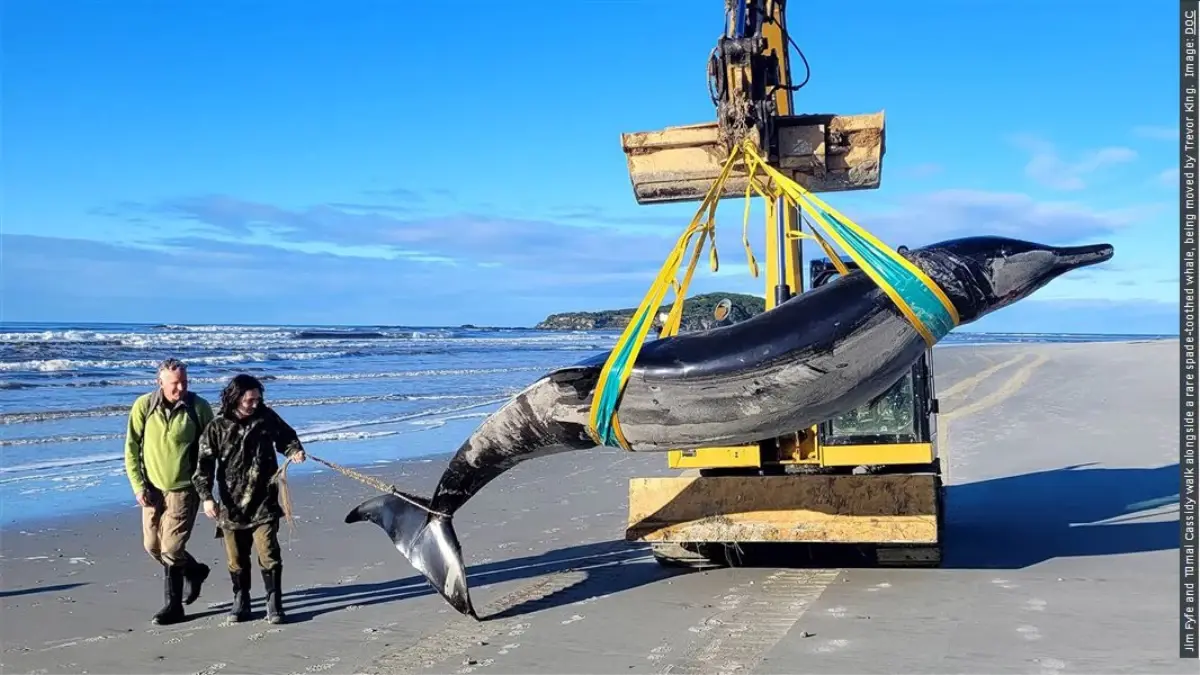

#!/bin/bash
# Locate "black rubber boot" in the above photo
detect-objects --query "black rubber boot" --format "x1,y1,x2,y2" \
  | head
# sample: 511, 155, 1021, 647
261, 566, 285, 624
151, 564, 186, 625
184, 559, 210, 605
227, 569, 251, 622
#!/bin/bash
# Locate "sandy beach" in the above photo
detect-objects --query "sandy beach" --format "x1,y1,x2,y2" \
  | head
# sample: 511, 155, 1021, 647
0, 339, 1183, 674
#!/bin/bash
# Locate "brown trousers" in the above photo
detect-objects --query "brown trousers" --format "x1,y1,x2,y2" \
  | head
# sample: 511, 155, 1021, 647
142, 488, 200, 568
221, 519, 282, 574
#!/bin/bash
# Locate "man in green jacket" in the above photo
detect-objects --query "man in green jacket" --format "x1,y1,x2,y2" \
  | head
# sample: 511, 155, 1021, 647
124, 358, 215, 625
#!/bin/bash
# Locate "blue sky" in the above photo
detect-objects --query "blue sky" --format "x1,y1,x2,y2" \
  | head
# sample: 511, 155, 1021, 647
2, 0, 1179, 333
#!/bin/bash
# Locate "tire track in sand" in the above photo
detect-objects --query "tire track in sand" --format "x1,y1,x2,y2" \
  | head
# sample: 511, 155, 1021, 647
939, 351, 1050, 479
354, 352, 1045, 674
354, 570, 591, 674
938, 353, 1032, 402
657, 568, 841, 675
941, 352, 1048, 424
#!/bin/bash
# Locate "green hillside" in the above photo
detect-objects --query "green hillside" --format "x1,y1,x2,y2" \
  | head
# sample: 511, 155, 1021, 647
535, 292, 766, 332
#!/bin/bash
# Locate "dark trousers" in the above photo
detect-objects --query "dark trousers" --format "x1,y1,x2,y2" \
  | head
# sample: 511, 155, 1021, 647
221, 519, 282, 573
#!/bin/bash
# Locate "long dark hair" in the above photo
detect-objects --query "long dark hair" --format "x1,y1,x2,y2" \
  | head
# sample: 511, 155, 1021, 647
219, 373, 265, 418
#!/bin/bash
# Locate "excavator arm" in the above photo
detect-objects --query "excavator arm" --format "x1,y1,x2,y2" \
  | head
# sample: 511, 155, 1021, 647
709, 0, 799, 149
619, 1, 943, 570
621, 0, 885, 204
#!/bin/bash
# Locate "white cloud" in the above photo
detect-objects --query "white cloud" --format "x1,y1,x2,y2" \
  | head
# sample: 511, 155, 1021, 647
836, 189, 1150, 249
135, 187, 1149, 267
966, 298, 1177, 335
8, 232, 1173, 332
1010, 134, 1137, 191
63, 183, 1160, 325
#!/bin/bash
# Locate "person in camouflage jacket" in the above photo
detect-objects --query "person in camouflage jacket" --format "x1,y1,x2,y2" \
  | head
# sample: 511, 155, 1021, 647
193, 373, 306, 624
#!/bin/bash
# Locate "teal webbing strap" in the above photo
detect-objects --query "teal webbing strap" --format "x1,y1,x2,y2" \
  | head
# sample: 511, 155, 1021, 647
592, 311, 654, 449
817, 208, 957, 342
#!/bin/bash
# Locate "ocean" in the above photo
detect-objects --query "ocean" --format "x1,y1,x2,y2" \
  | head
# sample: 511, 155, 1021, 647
0, 321, 1175, 526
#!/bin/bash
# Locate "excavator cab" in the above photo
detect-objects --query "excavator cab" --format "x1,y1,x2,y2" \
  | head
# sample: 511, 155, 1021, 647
629, 256, 946, 569
809, 258, 939, 456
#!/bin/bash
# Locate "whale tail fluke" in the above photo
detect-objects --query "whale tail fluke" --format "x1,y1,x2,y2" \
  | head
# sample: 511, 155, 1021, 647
344, 492, 477, 619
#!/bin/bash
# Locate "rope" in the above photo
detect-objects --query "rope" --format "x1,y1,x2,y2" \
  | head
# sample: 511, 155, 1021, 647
584, 138, 961, 451
275, 459, 297, 547
269, 452, 450, 520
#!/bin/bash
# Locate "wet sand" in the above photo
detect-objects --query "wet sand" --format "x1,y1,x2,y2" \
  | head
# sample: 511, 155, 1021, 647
0, 339, 1184, 674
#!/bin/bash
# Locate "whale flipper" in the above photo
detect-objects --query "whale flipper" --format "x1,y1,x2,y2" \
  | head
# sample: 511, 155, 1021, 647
344, 493, 476, 619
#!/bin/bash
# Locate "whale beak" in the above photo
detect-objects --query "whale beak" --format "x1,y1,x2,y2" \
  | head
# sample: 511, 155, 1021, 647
1052, 243, 1114, 271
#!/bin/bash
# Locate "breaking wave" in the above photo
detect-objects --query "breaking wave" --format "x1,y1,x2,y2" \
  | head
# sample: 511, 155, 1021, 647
0, 399, 501, 480
0, 365, 553, 390
0, 350, 362, 373
0, 391, 504, 425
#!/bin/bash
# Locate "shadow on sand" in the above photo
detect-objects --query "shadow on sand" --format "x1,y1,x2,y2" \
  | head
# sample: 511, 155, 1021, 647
685, 462, 1182, 570
940, 462, 1180, 568
0, 582, 89, 599
219, 539, 683, 624
216, 464, 1180, 623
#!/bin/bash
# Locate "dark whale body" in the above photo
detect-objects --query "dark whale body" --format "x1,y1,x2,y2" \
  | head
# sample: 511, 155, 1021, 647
345, 235, 1114, 618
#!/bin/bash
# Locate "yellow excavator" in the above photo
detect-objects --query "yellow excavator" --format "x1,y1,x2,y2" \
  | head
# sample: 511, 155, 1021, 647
615, 0, 945, 568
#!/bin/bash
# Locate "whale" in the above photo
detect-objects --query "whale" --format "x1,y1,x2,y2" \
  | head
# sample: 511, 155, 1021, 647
344, 235, 1114, 619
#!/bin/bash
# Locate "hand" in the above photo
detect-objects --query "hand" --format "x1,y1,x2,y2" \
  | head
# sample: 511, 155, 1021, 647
203, 499, 218, 519
135, 490, 154, 507
289, 449, 306, 463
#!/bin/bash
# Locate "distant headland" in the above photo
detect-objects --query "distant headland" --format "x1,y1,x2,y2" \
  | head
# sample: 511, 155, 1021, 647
535, 292, 765, 332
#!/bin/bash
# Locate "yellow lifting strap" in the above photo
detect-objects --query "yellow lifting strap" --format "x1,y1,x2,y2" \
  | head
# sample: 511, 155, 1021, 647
584, 148, 740, 451
585, 139, 960, 451
737, 139, 960, 344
